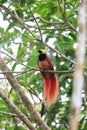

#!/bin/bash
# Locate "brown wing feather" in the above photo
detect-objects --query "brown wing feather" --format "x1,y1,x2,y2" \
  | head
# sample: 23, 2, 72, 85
37, 54, 54, 79
46, 54, 54, 70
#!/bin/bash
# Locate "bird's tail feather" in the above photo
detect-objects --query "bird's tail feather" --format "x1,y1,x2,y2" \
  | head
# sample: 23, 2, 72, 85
43, 75, 58, 106
43, 79, 51, 103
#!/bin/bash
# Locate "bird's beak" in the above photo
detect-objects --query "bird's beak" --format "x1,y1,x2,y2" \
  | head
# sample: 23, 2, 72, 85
37, 50, 41, 54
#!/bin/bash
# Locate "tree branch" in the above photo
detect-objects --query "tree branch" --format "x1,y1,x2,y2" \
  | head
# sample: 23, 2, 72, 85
0, 57, 50, 130
27, 4, 43, 42
40, 41, 75, 64
38, 16, 64, 24
0, 50, 74, 74
69, 1, 86, 130
0, 90, 36, 130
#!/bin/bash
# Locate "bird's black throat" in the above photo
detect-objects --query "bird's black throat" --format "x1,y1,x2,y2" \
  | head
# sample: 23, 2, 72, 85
39, 54, 46, 61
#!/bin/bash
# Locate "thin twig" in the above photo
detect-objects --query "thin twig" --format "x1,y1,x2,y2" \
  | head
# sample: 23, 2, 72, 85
13, 10, 40, 41
0, 69, 74, 75
62, 0, 77, 33
0, 111, 17, 117
39, 16, 64, 24
27, 4, 43, 42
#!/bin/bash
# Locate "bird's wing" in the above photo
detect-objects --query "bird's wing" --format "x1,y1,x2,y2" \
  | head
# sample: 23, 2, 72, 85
37, 54, 54, 70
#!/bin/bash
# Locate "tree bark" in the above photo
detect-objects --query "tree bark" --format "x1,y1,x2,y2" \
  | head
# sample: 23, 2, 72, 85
0, 57, 50, 130
0, 90, 36, 130
69, 1, 86, 130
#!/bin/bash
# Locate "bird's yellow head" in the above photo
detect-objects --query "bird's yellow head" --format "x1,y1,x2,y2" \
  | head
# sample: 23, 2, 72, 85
38, 49, 46, 54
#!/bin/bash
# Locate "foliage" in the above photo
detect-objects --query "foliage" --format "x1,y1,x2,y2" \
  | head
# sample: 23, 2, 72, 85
0, 0, 86, 130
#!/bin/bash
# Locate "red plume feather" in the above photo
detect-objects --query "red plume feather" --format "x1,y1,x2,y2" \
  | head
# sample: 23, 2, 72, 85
43, 75, 58, 106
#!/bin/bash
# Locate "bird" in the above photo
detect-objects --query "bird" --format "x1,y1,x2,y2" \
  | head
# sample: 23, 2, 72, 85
37, 49, 58, 107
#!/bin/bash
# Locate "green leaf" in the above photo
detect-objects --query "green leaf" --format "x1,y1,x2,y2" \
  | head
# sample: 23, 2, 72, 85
14, 126, 25, 130
27, 54, 38, 67
11, 63, 17, 71
23, 74, 28, 91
